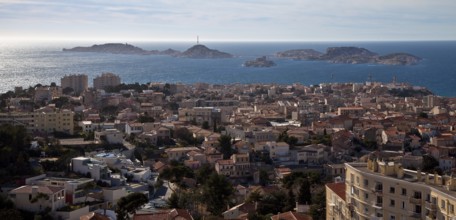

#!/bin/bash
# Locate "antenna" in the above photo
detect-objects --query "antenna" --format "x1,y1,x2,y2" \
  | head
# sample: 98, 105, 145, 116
368, 73, 373, 82
197, 35, 199, 44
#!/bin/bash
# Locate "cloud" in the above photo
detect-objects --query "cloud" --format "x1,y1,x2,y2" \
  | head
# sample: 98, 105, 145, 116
0, 0, 455, 41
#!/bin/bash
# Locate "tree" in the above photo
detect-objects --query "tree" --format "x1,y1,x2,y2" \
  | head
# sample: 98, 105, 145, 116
284, 189, 296, 212
422, 155, 439, 173
257, 190, 287, 215
202, 173, 234, 216
167, 192, 181, 209
309, 190, 326, 220
218, 135, 233, 159
246, 190, 262, 203
195, 163, 215, 185
115, 192, 149, 220
297, 178, 311, 205
202, 121, 210, 129
62, 87, 74, 95
259, 169, 270, 186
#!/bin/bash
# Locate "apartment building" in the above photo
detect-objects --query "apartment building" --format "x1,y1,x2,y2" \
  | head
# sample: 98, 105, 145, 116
93, 72, 121, 90
338, 159, 456, 220
33, 106, 74, 135
61, 74, 88, 94
215, 153, 251, 178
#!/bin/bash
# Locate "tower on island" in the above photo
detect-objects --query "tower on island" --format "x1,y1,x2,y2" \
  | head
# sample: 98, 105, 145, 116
197, 35, 199, 44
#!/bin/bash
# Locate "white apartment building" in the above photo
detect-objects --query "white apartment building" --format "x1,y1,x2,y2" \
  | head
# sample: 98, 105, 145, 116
71, 157, 111, 184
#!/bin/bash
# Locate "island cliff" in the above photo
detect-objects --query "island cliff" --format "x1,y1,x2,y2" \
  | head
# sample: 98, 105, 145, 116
180, 45, 233, 59
276, 47, 421, 65
63, 43, 152, 55
244, 56, 276, 67
63, 43, 233, 59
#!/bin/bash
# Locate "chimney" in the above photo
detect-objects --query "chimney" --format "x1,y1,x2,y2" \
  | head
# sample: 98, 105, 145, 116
417, 169, 422, 181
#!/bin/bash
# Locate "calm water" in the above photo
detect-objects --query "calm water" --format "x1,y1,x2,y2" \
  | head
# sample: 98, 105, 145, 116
0, 41, 455, 96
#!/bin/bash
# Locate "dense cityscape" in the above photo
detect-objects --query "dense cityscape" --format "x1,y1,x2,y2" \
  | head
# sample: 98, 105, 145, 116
1, 72, 456, 219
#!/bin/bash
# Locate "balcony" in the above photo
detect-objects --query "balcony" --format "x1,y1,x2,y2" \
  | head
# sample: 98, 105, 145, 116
425, 201, 437, 210
408, 211, 421, 219
370, 214, 383, 220
372, 202, 383, 210
409, 197, 421, 204
426, 214, 436, 220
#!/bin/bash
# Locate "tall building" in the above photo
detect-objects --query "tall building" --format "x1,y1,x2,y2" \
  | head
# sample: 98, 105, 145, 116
326, 159, 456, 220
93, 72, 121, 90
61, 74, 88, 94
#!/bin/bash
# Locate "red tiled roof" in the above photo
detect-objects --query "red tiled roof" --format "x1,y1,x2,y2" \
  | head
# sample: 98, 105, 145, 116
326, 182, 346, 201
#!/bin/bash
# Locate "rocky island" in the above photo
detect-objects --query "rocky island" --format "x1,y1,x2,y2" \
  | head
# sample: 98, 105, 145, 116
276, 46, 421, 65
244, 56, 276, 67
179, 44, 233, 59
63, 43, 233, 59
63, 43, 153, 55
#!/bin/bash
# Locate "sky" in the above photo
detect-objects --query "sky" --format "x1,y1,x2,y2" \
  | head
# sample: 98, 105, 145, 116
0, 0, 455, 42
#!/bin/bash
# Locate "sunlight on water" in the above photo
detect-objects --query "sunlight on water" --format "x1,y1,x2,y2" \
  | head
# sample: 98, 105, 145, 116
0, 41, 455, 96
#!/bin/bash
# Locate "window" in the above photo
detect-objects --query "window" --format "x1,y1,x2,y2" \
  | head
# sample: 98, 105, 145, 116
365, 192, 369, 199
364, 179, 368, 186
402, 201, 406, 209
442, 200, 446, 209
390, 199, 395, 207
390, 215, 396, 220
390, 187, 395, 194
402, 188, 407, 196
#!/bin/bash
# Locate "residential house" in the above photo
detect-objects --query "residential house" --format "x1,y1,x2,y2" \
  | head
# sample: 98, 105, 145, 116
9, 185, 66, 213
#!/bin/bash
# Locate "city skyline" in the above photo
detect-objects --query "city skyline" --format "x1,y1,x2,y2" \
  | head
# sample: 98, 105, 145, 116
1, 0, 456, 42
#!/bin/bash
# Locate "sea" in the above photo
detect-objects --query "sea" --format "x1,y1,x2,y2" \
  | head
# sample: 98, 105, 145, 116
1, 41, 455, 96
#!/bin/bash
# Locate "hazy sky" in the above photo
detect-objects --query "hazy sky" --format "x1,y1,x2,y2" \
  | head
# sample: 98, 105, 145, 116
1, 0, 455, 41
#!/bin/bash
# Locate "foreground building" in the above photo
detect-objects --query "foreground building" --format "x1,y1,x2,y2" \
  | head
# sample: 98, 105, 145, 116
329, 159, 456, 220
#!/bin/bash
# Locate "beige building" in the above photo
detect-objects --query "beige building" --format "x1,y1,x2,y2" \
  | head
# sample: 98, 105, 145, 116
215, 153, 251, 178
337, 159, 456, 220
93, 72, 121, 90
33, 106, 75, 135
61, 74, 88, 94
0, 106, 74, 135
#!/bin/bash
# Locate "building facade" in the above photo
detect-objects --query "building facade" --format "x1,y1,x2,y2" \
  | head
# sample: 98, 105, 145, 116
61, 74, 88, 94
93, 72, 121, 90
339, 160, 456, 220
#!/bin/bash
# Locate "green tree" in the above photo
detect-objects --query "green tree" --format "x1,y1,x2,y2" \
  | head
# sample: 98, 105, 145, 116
195, 163, 215, 185
202, 173, 234, 216
284, 189, 296, 212
218, 135, 232, 159
422, 155, 439, 173
259, 169, 270, 186
309, 190, 326, 220
297, 178, 311, 205
246, 190, 263, 203
115, 192, 149, 220
257, 190, 287, 215
167, 192, 181, 209
202, 121, 210, 129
